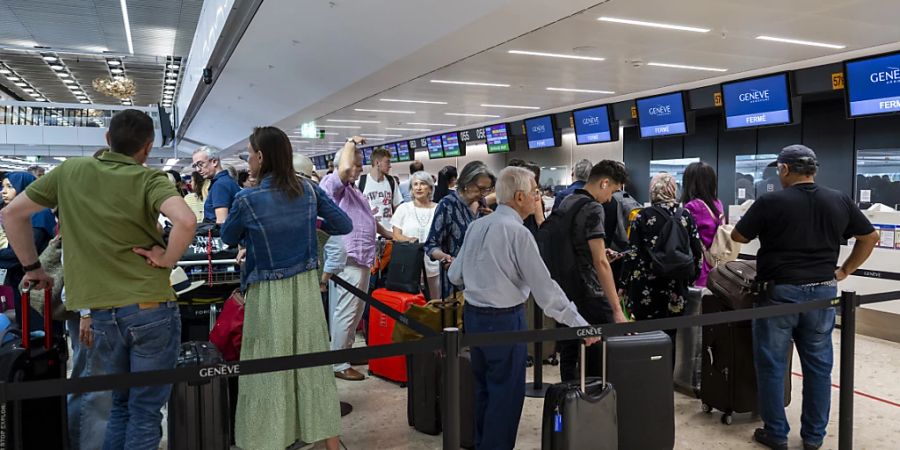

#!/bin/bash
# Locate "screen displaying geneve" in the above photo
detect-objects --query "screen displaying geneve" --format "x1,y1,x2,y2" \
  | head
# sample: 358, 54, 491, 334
525, 115, 556, 149
846, 52, 900, 117
722, 74, 792, 129
573, 105, 612, 144
636, 92, 687, 138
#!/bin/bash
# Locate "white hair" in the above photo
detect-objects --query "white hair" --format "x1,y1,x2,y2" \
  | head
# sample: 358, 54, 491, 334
496, 166, 534, 204
192, 145, 221, 161
409, 170, 435, 191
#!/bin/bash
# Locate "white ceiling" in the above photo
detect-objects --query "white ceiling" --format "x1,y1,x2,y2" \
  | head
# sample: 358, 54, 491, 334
184, 0, 900, 156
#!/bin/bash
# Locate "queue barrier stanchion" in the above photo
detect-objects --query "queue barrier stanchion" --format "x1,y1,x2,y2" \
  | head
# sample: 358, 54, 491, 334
839, 290, 857, 450
525, 303, 549, 398
442, 327, 461, 450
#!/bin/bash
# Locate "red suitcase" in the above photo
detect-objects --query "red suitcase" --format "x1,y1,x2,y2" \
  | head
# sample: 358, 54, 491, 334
367, 288, 426, 384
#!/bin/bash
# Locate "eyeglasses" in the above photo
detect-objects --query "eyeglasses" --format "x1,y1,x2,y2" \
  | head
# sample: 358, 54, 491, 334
469, 185, 494, 195
518, 188, 541, 197
191, 160, 208, 170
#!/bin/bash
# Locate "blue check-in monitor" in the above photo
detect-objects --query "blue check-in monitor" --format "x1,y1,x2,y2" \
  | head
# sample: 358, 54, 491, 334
722, 73, 793, 129
525, 115, 559, 149
441, 132, 462, 157
636, 92, 688, 138
573, 105, 613, 144
845, 51, 900, 118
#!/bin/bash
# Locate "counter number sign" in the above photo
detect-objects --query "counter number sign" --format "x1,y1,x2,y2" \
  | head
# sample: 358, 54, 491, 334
630, 106, 637, 119
832, 72, 845, 90
714, 92, 723, 107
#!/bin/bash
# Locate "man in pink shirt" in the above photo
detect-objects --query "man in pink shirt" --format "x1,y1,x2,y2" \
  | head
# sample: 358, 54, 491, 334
319, 137, 378, 381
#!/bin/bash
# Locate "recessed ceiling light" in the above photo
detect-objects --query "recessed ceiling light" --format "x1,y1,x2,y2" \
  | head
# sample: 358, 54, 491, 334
166, 73, 178, 78
379, 98, 448, 105
71, 90, 83, 95
406, 122, 456, 127
80, 100, 90, 104
165, 79, 177, 84
110, 68, 124, 74
546, 87, 616, 94
319, 125, 361, 129
67, 85, 79, 90
167, 64, 180, 70
480, 103, 541, 110
76, 95, 86, 99
0, 69, 11, 74
62, 79, 75, 84
598, 16, 710, 33
647, 62, 727, 72
22, 88, 34, 93
50, 65, 64, 71
7, 76, 20, 81
360, 134, 403, 137
163, 94, 173, 99
353, 108, 416, 114
507, 50, 605, 61
445, 112, 501, 118
755, 35, 846, 50
14, 82, 27, 87
107, 60, 121, 66
430, 79, 510, 87
35, 98, 46, 102
42, 56, 58, 62
113, 76, 125, 81
325, 119, 381, 124
57, 73, 70, 78
385, 127, 431, 131
29, 93, 41, 98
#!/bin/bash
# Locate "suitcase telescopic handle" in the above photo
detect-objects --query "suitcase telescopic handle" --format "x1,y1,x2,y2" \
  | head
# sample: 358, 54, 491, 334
20, 286, 53, 351
579, 339, 608, 393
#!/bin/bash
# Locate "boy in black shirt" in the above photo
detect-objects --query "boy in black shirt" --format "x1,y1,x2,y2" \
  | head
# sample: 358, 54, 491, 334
733, 145, 878, 450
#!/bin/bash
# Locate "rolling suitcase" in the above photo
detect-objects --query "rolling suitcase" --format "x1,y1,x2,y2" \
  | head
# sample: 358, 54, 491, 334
700, 294, 792, 424
168, 341, 231, 450
590, 331, 674, 450
406, 349, 475, 449
367, 288, 426, 384
541, 341, 617, 450
674, 287, 703, 398
0, 288, 69, 450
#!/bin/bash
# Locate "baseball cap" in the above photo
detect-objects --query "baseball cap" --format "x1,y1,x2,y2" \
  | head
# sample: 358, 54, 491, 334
777, 145, 818, 166
293, 154, 314, 178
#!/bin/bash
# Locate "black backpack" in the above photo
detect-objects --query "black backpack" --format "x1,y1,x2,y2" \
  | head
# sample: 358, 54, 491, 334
536, 196, 593, 300
646, 206, 696, 281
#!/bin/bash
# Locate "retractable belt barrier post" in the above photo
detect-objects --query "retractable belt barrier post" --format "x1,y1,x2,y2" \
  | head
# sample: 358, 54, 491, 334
442, 327, 461, 450
839, 290, 858, 450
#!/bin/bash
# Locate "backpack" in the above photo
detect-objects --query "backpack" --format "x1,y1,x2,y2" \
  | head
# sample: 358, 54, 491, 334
646, 206, 696, 281
536, 196, 593, 300
613, 190, 642, 250
358, 173, 396, 196
697, 200, 741, 267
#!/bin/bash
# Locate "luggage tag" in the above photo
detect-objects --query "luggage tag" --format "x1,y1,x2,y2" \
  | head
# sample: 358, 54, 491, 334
0, 268, 6, 285
553, 406, 562, 432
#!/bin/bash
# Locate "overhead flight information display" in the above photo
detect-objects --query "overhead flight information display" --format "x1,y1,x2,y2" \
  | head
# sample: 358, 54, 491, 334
427, 136, 444, 159
384, 143, 399, 162
396, 141, 411, 161
845, 51, 900, 118
485, 123, 510, 153
636, 92, 688, 138
722, 73, 792, 129
525, 115, 558, 149
573, 105, 613, 144
441, 132, 462, 157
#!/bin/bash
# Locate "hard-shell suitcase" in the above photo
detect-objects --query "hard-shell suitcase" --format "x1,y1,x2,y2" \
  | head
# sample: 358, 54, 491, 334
406, 349, 475, 449
588, 331, 673, 450
0, 288, 69, 450
674, 287, 703, 398
168, 341, 231, 450
367, 288, 426, 384
700, 294, 792, 424
541, 341, 617, 450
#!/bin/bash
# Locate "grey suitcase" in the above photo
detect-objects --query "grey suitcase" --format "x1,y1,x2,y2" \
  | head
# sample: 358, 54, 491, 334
674, 287, 703, 398
168, 341, 230, 450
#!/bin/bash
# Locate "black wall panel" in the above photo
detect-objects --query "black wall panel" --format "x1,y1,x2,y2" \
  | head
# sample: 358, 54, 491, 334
757, 122, 802, 156
623, 126, 652, 203
802, 99, 854, 195
683, 114, 719, 165
854, 115, 900, 149
651, 136, 684, 160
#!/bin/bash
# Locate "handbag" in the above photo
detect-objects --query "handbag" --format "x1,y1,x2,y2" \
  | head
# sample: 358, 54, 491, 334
208, 289, 245, 361
391, 263, 463, 343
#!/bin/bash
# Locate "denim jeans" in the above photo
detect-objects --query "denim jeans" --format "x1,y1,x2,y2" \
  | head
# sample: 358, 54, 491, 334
90, 303, 181, 450
464, 303, 527, 450
67, 318, 113, 450
753, 283, 837, 445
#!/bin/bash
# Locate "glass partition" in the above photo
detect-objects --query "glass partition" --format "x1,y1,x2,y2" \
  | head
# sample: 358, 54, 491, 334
856, 149, 900, 209
649, 157, 699, 199
734, 154, 779, 203
539, 165, 569, 190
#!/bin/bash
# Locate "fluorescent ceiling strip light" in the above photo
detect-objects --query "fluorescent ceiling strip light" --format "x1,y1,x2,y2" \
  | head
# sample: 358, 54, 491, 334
120, 0, 134, 54
480, 103, 540, 110
326, 119, 380, 124
407, 122, 456, 127
755, 35, 845, 50
598, 16, 710, 33
361, 134, 402, 137
354, 108, 415, 114
363, 138, 385, 141
647, 62, 727, 72
165, 158, 178, 165
379, 98, 447, 105
507, 50, 604, 61
445, 112, 501, 118
385, 127, 431, 131
546, 87, 616, 94
430, 79, 510, 87
318, 125, 361, 129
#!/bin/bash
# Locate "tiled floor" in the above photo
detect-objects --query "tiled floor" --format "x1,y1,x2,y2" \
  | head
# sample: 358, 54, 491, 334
331, 332, 900, 449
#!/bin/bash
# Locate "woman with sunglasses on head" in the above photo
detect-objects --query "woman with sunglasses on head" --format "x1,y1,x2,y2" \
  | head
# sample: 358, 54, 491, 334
221, 127, 352, 450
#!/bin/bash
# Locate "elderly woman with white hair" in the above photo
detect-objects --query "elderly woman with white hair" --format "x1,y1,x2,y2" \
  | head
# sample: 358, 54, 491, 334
391, 171, 439, 299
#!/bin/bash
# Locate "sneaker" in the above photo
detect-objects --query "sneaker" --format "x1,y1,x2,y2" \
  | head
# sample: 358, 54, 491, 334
803, 441, 823, 450
753, 428, 788, 450
334, 368, 366, 381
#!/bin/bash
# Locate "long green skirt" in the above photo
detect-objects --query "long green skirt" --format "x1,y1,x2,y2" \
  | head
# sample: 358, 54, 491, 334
235, 270, 341, 449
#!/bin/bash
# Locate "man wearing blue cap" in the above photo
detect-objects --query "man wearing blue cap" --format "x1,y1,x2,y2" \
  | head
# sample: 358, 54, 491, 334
731, 144, 879, 450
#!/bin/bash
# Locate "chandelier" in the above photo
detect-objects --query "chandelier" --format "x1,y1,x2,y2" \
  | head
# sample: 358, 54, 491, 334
92, 77, 136, 99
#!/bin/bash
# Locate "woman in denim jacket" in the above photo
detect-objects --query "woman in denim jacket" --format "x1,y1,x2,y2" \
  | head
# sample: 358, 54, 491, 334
222, 126, 352, 450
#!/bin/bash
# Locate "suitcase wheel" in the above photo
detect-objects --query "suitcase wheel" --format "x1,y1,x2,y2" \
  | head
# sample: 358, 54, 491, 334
721, 413, 733, 425
400, 382, 407, 388
701, 403, 712, 414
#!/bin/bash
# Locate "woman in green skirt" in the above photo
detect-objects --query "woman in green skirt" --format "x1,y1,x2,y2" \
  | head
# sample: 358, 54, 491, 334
222, 126, 352, 450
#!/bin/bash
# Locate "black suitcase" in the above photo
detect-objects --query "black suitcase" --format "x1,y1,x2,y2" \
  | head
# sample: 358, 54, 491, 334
587, 330, 674, 450
0, 289, 69, 450
384, 242, 426, 295
406, 349, 475, 449
542, 341, 617, 450
700, 294, 792, 424
168, 341, 231, 450
674, 287, 703, 398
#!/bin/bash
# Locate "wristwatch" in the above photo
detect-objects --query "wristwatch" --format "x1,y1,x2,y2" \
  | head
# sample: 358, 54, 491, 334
347, 137, 364, 147
22, 261, 41, 272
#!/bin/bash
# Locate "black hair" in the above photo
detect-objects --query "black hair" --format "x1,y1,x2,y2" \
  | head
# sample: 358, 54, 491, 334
784, 160, 818, 177
681, 161, 719, 216
588, 160, 628, 185
434, 165, 458, 203
108, 109, 154, 156
238, 170, 250, 187
409, 160, 424, 174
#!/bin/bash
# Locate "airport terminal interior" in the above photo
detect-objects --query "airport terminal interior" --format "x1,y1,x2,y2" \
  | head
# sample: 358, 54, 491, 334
2, 0, 900, 449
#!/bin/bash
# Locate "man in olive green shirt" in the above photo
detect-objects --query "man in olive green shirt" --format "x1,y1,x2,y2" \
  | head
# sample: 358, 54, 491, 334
3, 109, 196, 450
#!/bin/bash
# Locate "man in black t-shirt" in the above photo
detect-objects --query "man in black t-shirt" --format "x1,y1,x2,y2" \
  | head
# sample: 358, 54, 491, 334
554, 161, 630, 381
733, 145, 878, 450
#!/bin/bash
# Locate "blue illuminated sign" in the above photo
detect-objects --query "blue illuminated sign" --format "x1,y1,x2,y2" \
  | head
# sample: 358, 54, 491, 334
846, 52, 900, 117
441, 132, 461, 157
427, 136, 444, 159
573, 105, 613, 144
525, 115, 557, 149
636, 92, 687, 138
722, 73, 792, 129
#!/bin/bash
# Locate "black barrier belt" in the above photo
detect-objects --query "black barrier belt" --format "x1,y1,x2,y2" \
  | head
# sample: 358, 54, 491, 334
330, 274, 438, 338
858, 290, 900, 305
738, 253, 900, 282
0, 337, 441, 402
462, 297, 839, 348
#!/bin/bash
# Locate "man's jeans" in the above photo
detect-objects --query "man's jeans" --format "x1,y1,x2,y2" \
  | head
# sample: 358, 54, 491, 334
67, 318, 113, 450
90, 303, 181, 450
753, 283, 837, 445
